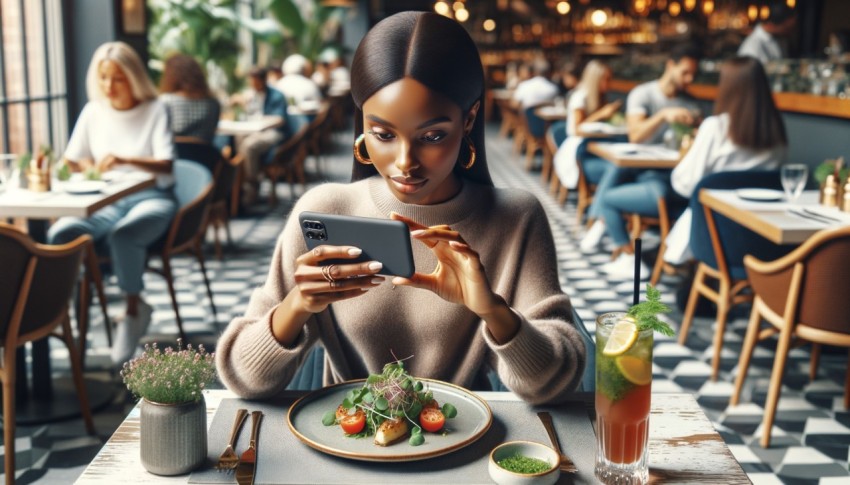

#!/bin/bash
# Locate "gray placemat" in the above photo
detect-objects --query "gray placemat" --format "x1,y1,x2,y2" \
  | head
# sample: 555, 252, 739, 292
189, 397, 597, 484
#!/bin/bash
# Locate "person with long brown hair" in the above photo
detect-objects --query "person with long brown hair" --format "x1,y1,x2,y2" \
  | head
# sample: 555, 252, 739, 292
671, 56, 787, 198
662, 56, 788, 264
159, 54, 221, 144
216, 12, 585, 404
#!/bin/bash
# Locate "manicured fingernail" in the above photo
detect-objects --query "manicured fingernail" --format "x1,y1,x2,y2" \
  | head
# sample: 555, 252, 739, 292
411, 230, 425, 237
368, 262, 382, 271
348, 248, 362, 256
371, 278, 383, 284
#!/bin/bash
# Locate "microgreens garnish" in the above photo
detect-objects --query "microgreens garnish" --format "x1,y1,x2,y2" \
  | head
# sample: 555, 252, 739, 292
627, 284, 675, 336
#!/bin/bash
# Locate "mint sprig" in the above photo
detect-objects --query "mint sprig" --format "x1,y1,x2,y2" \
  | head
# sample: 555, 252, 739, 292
627, 284, 675, 336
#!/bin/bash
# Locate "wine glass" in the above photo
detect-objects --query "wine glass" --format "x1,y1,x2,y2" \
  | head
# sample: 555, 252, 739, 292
0, 153, 15, 193
781, 164, 809, 203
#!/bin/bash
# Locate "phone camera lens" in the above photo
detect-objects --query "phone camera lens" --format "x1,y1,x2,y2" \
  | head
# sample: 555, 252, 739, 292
306, 231, 316, 239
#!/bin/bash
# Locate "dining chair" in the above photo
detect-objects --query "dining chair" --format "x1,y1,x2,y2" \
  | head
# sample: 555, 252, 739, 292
729, 225, 850, 447
649, 193, 689, 285
304, 101, 331, 177
494, 97, 519, 141
679, 170, 794, 380
522, 106, 549, 171
175, 137, 238, 260
146, 160, 216, 342
263, 123, 311, 207
544, 120, 567, 195
0, 224, 96, 485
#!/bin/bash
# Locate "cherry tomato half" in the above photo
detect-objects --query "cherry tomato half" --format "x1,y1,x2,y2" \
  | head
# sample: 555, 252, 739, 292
340, 410, 366, 434
419, 408, 446, 433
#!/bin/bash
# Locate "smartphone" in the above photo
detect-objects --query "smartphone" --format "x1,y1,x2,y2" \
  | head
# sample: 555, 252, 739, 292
298, 211, 415, 278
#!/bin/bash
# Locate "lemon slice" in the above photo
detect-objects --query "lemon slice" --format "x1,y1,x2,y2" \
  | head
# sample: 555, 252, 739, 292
615, 355, 652, 385
602, 317, 638, 356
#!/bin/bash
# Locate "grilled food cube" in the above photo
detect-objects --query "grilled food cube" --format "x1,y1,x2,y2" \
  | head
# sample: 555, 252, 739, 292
374, 418, 409, 446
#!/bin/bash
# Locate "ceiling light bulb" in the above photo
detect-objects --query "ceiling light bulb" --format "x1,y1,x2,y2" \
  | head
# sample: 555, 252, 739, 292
434, 1, 450, 15
455, 7, 469, 22
483, 19, 496, 31
557, 1, 571, 15
669, 1, 681, 16
590, 9, 608, 27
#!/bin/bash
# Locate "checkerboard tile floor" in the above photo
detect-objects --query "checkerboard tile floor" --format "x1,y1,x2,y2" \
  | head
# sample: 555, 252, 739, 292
4, 124, 848, 484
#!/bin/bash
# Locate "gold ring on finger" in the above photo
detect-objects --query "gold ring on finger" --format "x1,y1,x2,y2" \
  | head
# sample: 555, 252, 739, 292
321, 264, 336, 283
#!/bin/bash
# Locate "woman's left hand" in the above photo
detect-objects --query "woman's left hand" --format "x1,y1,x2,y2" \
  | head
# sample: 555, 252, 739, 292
390, 213, 501, 316
96, 154, 121, 172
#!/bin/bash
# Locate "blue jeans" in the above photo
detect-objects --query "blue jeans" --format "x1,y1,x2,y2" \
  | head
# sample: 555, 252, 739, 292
588, 165, 636, 219
47, 187, 177, 295
598, 170, 672, 247
582, 156, 611, 186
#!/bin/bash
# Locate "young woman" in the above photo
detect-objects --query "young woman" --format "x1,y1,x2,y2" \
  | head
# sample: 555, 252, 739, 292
664, 56, 787, 263
159, 54, 221, 144
216, 12, 585, 405
47, 42, 176, 365
554, 60, 622, 194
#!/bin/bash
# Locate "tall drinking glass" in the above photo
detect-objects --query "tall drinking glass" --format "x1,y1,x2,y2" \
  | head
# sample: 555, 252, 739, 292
595, 312, 653, 485
780, 164, 808, 203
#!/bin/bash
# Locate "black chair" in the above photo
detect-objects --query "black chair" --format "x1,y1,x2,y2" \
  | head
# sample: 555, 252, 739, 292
680, 170, 796, 380
175, 137, 238, 260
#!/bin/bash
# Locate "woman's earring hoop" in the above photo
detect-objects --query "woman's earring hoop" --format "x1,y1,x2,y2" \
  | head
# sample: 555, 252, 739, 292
353, 133, 372, 165
461, 135, 476, 170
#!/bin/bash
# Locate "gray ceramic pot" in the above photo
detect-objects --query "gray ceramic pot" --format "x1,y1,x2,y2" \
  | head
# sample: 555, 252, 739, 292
140, 397, 207, 476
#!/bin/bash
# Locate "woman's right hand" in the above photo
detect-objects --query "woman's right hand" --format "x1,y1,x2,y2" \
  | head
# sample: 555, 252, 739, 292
290, 245, 385, 314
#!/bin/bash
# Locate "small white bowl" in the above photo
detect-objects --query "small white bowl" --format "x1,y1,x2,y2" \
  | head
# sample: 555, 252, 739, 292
488, 440, 561, 485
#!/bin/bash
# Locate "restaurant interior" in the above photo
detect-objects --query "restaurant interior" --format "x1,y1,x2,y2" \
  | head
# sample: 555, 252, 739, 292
1, 0, 850, 484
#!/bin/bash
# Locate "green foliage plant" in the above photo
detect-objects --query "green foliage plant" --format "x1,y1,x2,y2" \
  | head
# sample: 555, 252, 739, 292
121, 341, 216, 404
264, 0, 348, 64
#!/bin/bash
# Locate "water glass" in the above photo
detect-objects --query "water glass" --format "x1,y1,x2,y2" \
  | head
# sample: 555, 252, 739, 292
595, 312, 653, 485
0, 154, 15, 193
781, 164, 808, 202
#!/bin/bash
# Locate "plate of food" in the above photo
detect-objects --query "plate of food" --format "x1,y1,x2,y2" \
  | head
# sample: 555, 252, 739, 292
287, 361, 492, 462
63, 180, 107, 194
735, 188, 784, 202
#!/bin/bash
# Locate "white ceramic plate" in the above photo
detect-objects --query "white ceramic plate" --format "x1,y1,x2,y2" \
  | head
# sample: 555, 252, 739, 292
63, 180, 107, 194
287, 379, 492, 462
735, 188, 784, 202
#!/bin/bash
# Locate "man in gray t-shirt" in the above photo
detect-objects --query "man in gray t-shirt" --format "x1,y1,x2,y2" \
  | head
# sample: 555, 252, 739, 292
626, 45, 701, 145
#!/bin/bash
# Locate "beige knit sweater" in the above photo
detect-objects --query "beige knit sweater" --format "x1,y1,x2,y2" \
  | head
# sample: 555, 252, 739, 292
216, 176, 586, 404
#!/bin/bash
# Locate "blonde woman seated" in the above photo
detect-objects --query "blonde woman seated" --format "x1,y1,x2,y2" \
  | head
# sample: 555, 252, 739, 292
664, 56, 788, 263
47, 42, 177, 365
553, 60, 622, 193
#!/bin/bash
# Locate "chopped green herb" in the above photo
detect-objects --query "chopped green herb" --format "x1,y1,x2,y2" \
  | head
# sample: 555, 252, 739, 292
497, 454, 552, 474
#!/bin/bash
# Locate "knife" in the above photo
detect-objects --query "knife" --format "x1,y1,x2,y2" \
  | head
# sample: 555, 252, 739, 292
235, 410, 263, 485
788, 208, 831, 225
802, 207, 843, 223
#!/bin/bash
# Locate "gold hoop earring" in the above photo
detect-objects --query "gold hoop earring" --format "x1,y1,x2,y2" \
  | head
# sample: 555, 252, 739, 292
461, 135, 476, 170
353, 133, 372, 165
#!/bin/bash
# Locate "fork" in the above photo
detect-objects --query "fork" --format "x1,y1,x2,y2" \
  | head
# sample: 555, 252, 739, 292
215, 408, 249, 472
537, 411, 578, 473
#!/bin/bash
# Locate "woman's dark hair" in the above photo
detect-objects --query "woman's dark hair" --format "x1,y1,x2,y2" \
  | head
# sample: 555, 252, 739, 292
349, 12, 492, 186
714, 56, 787, 150
159, 54, 211, 98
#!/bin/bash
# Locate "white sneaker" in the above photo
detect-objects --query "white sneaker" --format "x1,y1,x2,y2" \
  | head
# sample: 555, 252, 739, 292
580, 220, 606, 253
111, 301, 153, 366
601, 253, 650, 280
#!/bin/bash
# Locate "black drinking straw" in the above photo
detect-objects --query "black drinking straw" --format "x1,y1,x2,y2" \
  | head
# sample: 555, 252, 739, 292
633, 238, 642, 306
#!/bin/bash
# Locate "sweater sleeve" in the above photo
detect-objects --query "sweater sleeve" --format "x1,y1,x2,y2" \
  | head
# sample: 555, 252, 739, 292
215, 217, 319, 398
482, 196, 586, 404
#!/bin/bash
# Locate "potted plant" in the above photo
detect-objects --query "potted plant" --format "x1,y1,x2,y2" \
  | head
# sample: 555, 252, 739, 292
121, 341, 216, 476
